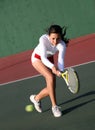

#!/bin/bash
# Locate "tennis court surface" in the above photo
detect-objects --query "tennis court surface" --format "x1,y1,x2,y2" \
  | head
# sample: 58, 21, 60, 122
0, 34, 95, 130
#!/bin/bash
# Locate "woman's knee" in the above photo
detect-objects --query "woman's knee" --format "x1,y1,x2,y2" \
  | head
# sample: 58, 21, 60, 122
45, 73, 54, 83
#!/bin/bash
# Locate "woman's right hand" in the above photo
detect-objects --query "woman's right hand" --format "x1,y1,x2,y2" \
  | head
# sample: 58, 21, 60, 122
51, 66, 61, 77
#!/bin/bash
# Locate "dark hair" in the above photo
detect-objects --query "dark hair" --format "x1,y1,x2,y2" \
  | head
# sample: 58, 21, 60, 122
47, 24, 69, 45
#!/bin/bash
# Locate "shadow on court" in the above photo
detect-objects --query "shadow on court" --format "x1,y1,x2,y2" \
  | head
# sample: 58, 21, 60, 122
42, 90, 95, 112
61, 91, 95, 115
0, 62, 95, 130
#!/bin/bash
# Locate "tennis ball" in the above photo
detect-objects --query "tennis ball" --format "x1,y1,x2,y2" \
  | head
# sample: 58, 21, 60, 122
25, 105, 34, 112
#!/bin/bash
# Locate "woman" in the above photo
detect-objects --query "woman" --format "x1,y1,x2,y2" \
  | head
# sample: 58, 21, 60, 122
30, 25, 69, 117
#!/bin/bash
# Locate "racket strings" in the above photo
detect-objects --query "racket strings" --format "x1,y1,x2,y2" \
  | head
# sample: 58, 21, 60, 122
68, 70, 78, 93
61, 68, 79, 94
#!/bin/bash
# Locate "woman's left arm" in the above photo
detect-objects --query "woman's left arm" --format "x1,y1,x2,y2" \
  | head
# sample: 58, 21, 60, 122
57, 42, 66, 72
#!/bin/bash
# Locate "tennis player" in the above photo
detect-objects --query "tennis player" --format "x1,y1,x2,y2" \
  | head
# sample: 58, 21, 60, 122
30, 25, 69, 117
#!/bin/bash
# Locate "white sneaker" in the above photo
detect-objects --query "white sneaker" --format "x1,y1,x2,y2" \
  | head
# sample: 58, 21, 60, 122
30, 95, 42, 113
52, 105, 62, 117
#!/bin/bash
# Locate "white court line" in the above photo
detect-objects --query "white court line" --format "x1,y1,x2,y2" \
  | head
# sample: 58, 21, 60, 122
0, 60, 95, 86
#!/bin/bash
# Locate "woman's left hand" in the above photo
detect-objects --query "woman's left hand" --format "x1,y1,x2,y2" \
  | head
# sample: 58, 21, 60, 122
56, 70, 61, 77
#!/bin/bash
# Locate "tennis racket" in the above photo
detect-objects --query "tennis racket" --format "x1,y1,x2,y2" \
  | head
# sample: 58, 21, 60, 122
61, 67, 79, 94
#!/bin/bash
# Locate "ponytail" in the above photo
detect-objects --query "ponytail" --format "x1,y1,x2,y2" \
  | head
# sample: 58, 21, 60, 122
61, 26, 69, 45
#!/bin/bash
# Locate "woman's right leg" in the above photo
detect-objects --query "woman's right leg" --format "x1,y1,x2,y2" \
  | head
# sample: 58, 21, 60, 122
35, 74, 56, 105
32, 60, 57, 107
30, 60, 62, 117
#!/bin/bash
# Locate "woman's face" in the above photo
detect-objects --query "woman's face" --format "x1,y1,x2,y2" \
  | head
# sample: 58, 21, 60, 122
49, 33, 61, 46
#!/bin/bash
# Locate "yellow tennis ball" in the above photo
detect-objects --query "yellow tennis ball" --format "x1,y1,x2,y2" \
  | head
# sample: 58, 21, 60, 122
25, 105, 34, 112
